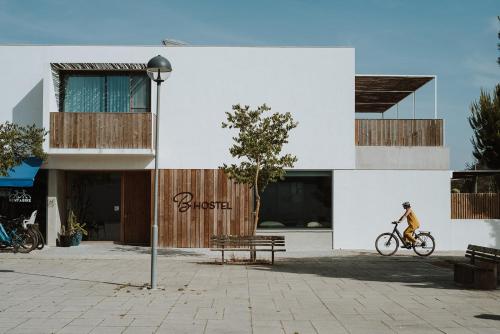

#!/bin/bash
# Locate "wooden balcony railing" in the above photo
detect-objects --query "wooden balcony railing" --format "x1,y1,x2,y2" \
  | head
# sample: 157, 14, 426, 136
50, 112, 153, 149
451, 193, 500, 219
355, 119, 443, 146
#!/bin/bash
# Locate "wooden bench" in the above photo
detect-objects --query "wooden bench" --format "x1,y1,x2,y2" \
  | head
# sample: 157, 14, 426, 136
454, 244, 500, 290
210, 235, 285, 264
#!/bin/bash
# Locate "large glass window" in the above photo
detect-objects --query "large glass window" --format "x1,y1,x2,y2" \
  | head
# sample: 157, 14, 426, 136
61, 72, 150, 113
259, 171, 332, 229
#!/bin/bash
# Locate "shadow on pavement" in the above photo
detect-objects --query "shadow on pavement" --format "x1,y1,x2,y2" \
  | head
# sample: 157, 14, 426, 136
250, 253, 468, 290
109, 245, 203, 257
475, 314, 500, 321
3, 270, 147, 288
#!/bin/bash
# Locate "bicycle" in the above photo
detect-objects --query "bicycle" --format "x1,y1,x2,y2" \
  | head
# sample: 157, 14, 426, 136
375, 221, 435, 256
0, 215, 38, 253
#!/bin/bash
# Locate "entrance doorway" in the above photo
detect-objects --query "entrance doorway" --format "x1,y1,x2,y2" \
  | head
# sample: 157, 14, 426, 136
122, 171, 151, 245
65, 171, 151, 245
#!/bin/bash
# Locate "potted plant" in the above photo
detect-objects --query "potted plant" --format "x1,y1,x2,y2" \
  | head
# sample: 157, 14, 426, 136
58, 225, 72, 247
67, 210, 87, 246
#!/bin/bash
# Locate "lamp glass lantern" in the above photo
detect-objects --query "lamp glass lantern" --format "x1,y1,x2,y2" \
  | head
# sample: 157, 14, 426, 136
146, 55, 172, 82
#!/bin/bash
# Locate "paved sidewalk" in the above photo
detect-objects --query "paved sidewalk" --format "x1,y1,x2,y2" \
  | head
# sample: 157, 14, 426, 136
0, 243, 499, 334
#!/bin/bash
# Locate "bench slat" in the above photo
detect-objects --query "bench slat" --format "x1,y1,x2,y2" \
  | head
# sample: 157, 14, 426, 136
211, 248, 286, 252
467, 244, 500, 256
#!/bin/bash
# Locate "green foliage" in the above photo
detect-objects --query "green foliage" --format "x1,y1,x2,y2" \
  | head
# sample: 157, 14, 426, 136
0, 122, 47, 176
469, 84, 500, 170
65, 210, 88, 236
220, 104, 298, 190
220, 104, 298, 232
468, 84, 500, 190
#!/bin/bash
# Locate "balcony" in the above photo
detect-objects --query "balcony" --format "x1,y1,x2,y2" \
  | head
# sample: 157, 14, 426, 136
49, 112, 153, 152
355, 119, 443, 146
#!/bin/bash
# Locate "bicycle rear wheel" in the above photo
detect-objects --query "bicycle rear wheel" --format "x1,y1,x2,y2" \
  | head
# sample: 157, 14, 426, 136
29, 226, 44, 250
14, 229, 37, 253
375, 233, 399, 256
413, 233, 435, 256
36, 229, 44, 250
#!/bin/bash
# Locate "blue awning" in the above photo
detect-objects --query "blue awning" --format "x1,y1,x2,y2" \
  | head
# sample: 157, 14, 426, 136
0, 158, 42, 187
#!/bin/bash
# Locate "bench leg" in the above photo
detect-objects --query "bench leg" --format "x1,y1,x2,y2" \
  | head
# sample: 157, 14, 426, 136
474, 269, 496, 290
454, 264, 474, 285
222, 250, 224, 264
272, 251, 274, 265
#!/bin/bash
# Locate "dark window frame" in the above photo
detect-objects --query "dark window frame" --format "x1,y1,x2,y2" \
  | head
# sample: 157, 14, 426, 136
59, 70, 151, 113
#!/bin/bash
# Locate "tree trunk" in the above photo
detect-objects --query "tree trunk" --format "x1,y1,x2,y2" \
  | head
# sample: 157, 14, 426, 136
251, 165, 260, 261
254, 193, 261, 235
253, 164, 260, 234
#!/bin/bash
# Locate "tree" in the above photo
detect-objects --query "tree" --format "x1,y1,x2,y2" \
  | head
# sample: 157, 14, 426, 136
468, 84, 500, 188
220, 104, 298, 233
0, 122, 47, 176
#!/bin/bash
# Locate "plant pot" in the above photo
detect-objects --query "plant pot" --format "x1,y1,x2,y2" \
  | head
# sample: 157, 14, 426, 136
59, 235, 72, 247
70, 231, 82, 246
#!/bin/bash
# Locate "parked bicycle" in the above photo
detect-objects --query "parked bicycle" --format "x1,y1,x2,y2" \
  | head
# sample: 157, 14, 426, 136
0, 212, 39, 253
375, 221, 435, 256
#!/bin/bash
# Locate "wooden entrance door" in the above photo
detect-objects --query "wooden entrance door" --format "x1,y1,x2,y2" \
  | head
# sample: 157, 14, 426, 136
122, 171, 151, 245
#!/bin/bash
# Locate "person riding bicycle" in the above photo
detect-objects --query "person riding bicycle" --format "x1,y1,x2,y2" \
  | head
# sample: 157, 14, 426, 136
397, 201, 420, 248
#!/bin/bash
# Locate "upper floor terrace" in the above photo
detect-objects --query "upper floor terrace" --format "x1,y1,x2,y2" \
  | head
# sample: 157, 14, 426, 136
355, 75, 443, 146
354, 75, 448, 170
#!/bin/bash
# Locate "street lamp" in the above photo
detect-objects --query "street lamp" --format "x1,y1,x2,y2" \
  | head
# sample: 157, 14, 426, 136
146, 55, 172, 289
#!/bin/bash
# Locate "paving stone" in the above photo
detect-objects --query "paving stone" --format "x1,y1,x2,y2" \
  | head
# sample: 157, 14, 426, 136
282, 320, 317, 334
157, 320, 206, 334
57, 325, 95, 334
122, 326, 157, 334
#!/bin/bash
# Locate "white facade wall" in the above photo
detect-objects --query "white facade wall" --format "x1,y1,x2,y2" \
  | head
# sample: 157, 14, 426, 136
450, 219, 500, 250
333, 170, 452, 250
0, 45, 355, 171
356, 147, 450, 170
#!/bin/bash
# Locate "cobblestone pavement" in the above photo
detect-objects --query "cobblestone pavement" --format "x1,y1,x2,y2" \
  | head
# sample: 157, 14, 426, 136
0, 243, 499, 334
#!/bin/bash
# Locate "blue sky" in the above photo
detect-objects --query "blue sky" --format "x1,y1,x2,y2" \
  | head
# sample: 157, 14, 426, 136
0, 0, 498, 169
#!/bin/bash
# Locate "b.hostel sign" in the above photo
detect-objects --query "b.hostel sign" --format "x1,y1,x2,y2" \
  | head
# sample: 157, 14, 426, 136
173, 192, 232, 213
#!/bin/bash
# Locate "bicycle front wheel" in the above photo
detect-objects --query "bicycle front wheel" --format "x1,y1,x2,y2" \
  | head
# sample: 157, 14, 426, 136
375, 233, 399, 256
413, 233, 435, 256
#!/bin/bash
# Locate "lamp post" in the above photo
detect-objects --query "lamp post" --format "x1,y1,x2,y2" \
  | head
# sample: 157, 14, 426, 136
146, 55, 172, 289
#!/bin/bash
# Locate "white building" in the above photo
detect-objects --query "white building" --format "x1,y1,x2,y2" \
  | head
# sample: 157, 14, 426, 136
0, 44, 493, 250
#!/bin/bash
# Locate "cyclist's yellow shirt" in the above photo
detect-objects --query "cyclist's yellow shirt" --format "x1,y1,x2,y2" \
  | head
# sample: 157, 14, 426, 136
407, 210, 420, 228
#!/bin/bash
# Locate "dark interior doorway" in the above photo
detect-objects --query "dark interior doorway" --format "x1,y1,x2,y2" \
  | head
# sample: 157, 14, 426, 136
66, 172, 121, 241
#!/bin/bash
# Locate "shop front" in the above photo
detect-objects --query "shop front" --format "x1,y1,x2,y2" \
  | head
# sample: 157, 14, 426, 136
0, 159, 47, 241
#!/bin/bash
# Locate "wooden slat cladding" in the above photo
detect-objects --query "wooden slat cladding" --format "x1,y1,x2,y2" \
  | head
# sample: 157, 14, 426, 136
355, 119, 443, 146
50, 112, 152, 149
156, 169, 254, 248
451, 193, 500, 219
